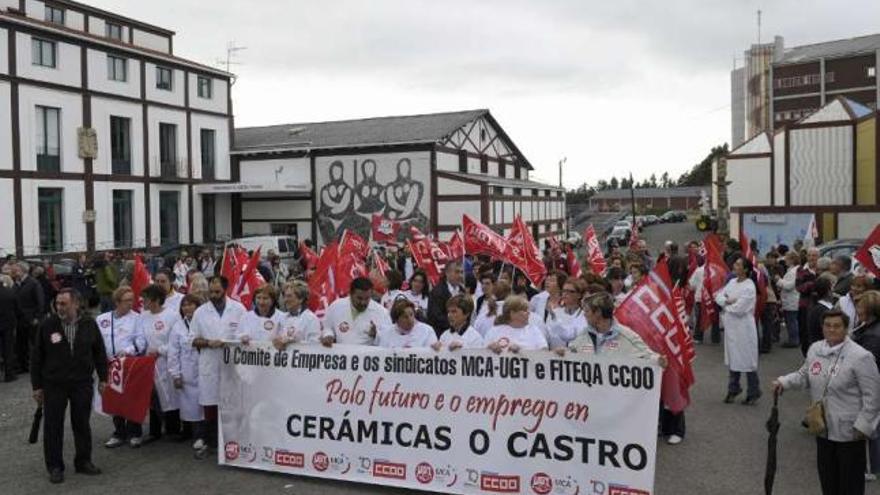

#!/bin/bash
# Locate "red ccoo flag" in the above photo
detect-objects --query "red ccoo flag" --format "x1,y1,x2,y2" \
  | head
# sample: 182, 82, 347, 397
130, 255, 151, 312
504, 215, 547, 286
307, 243, 337, 316
299, 242, 319, 271
854, 224, 880, 278
699, 233, 728, 332
101, 355, 157, 423
371, 214, 401, 244
566, 246, 582, 278
232, 247, 263, 309
462, 215, 506, 259
583, 224, 607, 275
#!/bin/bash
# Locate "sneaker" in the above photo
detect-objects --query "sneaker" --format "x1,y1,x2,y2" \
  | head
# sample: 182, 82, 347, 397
666, 435, 683, 445
192, 439, 206, 451
194, 446, 209, 460
724, 392, 740, 404
129, 437, 142, 448
866, 473, 877, 482
104, 437, 124, 449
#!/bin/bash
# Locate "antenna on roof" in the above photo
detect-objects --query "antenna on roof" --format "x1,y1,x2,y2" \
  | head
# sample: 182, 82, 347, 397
217, 41, 247, 85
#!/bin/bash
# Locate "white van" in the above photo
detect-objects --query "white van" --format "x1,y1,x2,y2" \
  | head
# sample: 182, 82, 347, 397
226, 236, 299, 268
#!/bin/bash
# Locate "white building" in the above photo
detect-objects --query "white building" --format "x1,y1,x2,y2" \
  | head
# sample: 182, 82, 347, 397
227, 110, 565, 245
0, 0, 233, 256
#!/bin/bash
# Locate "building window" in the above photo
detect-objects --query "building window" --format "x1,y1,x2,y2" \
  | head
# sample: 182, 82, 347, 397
44, 5, 64, 25
159, 123, 178, 177
110, 116, 131, 175
106, 23, 123, 41
200, 129, 216, 180
869, 66, 877, 78
159, 191, 180, 245
197, 76, 213, 99
156, 66, 173, 91
202, 195, 216, 242
36, 106, 60, 172
112, 190, 133, 248
31, 38, 56, 68
107, 55, 127, 82
38, 188, 63, 253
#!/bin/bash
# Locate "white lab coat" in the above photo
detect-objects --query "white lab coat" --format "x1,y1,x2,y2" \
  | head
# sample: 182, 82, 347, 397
167, 317, 203, 422
716, 277, 758, 372
546, 307, 587, 347
138, 307, 182, 412
438, 325, 485, 349
321, 297, 391, 345
529, 291, 551, 319
164, 291, 184, 314
777, 265, 799, 312
237, 309, 286, 343
190, 298, 247, 406
96, 310, 145, 357
376, 321, 438, 349
485, 323, 549, 351
276, 309, 322, 345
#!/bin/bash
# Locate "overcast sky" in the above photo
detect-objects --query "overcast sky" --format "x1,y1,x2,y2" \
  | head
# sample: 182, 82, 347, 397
92, 0, 880, 188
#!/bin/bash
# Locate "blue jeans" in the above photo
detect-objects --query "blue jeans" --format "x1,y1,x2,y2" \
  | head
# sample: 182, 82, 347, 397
784, 310, 799, 345
728, 370, 760, 398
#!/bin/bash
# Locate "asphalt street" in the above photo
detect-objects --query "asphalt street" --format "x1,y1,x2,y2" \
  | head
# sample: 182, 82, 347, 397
0, 221, 878, 494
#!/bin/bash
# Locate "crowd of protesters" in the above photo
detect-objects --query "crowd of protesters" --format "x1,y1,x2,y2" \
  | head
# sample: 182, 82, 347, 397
10, 231, 880, 493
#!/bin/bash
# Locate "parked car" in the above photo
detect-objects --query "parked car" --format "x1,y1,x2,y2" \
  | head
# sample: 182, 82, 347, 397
817, 238, 863, 260
660, 210, 687, 223
227, 236, 300, 268
645, 215, 660, 226
606, 226, 631, 250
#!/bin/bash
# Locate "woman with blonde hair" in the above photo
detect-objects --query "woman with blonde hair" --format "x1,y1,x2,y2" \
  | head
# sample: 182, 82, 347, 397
473, 280, 511, 337
484, 296, 548, 353
274, 281, 321, 349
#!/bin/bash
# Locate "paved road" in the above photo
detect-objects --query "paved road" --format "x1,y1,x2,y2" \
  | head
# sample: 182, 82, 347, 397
2, 222, 879, 494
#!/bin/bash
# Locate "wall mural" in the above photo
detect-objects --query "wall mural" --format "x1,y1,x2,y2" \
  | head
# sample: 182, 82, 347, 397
316, 153, 429, 243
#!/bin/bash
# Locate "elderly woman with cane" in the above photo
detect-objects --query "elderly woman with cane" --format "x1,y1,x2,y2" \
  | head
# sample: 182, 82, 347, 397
773, 309, 880, 495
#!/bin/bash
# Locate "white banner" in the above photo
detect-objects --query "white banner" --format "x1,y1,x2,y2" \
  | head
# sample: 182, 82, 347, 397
218, 344, 661, 495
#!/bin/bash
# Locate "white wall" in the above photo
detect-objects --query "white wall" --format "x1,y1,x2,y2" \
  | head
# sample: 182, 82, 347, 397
436, 151, 457, 172
144, 62, 184, 106
188, 74, 228, 114
487, 161, 498, 176
727, 157, 772, 207
773, 132, 786, 205
66, 10, 84, 31
190, 114, 231, 180
0, 27, 8, 75
91, 97, 144, 175
132, 29, 170, 54
18, 85, 84, 173
790, 126, 853, 206
242, 199, 311, 220
239, 157, 311, 185
838, 213, 880, 239
87, 16, 105, 37
146, 106, 187, 178
437, 200, 480, 226
467, 156, 480, 174
0, 82, 11, 170
0, 179, 14, 256
20, 179, 86, 255
87, 49, 141, 99
0, 0, 19, 11
149, 184, 189, 246
24, 0, 44, 20
17, 33, 82, 88
437, 177, 480, 195
93, 181, 146, 250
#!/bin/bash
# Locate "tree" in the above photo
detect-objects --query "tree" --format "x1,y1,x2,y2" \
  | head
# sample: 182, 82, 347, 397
677, 143, 729, 186
620, 176, 632, 189
596, 179, 609, 191
609, 176, 619, 189
649, 173, 658, 188
660, 171, 671, 188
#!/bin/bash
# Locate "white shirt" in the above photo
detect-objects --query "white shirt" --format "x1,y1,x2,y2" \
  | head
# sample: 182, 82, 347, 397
375, 321, 438, 349
96, 310, 144, 357
381, 289, 404, 310
164, 291, 184, 314
322, 297, 392, 345
190, 298, 247, 406
276, 308, 322, 345
546, 307, 587, 346
439, 325, 485, 349
529, 291, 551, 319
404, 290, 429, 312
688, 265, 704, 300
473, 300, 501, 337
485, 324, 549, 351
237, 309, 286, 343
137, 307, 181, 356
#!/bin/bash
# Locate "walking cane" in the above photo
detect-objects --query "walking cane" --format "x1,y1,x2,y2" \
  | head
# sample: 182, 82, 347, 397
764, 389, 780, 495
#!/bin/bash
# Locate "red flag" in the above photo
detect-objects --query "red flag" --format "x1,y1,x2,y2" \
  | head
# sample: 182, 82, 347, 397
408, 238, 443, 286
583, 224, 607, 275
447, 230, 465, 260
373, 250, 391, 275
699, 233, 728, 332
130, 255, 151, 312
101, 355, 157, 423
339, 230, 370, 260
233, 247, 264, 309
855, 224, 880, 278
308, 243, 337, 316
548, 235, 562, 253
222, 246, 250, 297
299, 242, 319, 270
629, 222, 640, 250
504, 216, 547, 286
462, 214, 506, 259
371, 214, 401, 244
409, 225, 427, 241
615, 261, 692, 412
566, 246, 582, 278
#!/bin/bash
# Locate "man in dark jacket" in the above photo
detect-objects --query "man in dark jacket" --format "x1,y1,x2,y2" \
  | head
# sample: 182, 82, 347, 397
0, 277, 19, 381
31, 288, 107, 484
14, 262, 45, 373
831, 255, 853, 298
796, 248, 819, 356
427, 261, 464, 335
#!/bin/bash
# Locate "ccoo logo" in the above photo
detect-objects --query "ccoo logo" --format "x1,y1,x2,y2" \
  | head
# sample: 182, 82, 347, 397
481, 473, 520, 493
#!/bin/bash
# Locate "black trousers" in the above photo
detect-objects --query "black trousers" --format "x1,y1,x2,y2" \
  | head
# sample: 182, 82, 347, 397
760, 303, 778, 352
0, 324, 15, 377
43, 380, 93, 473
799, 307, 810, 356
15, 319, 35, 371
816, 437, 866, 495
112, 416, 142, 439
659, 407, 685, 437
148, 390, 181, 438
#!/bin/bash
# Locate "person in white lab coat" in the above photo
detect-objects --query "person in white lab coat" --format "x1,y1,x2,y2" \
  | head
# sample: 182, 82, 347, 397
485, 296, 549, 353
190, 276, 247, 448
545, 279, 588, 349
321, 277, 391, 347
375, 299, 438, 349
274, 281, 322, 349
716, 256, 761, 405
380, 271, 405, 310
138, 284, 182, 443
473, 280, 512, 337
237, 285, 285, 345
529, 271, 566, 321
437, 294, 484, 350
403, 270, 431, 317
98, 287, 147, 449
167, 293, 206, 456
154, 268, 183, 314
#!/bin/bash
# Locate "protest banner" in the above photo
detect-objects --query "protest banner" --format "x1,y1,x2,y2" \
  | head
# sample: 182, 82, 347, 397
218, 345, 660, 495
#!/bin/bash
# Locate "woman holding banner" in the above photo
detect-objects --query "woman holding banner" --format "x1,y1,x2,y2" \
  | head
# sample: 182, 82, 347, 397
274, 281, 321, 348
376, 299, 438, 349
485, 296, 548, 353
437, 294, 484, 350
237, 285, 285, 345
717, 256, 761, 405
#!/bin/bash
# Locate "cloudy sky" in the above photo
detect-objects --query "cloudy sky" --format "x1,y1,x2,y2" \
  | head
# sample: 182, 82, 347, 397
93, 0, 880, 188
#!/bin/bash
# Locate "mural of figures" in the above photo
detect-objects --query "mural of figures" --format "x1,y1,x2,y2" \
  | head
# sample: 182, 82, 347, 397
316, 153, 430, 243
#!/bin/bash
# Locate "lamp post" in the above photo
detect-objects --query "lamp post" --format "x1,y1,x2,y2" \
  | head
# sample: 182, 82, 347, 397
559, 157, 568, 237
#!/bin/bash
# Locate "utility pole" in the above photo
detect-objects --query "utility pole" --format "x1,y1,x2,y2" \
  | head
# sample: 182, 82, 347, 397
558, 157, 568, 237
558, 157, 567, 188
629, 172, 637, 226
